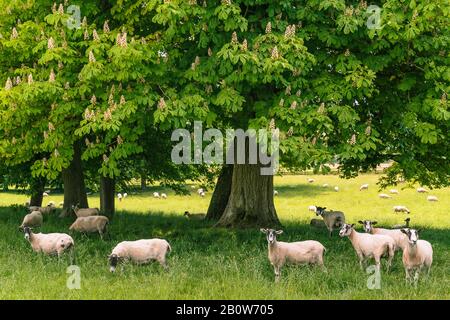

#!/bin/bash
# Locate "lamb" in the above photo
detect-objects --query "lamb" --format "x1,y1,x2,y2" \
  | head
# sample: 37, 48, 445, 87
315, 206, 345, 237
359, 184, 369, 191
400, 228, 433, 284
307, 178, 315, 183
393, 205, 410, 214
71, 204, 99, 218
69, 216, 109, 240
273, 190, 279, 196
117, 193, 123, 201
334, 186, 339, 192
21, 226, 75, 263
123, 193, 128, 198
390, 189, 399, 194
392, 218, 411, 229
359, 220, 408, 252
378, 193, 392, 199
161, 193, 167, 199
417, 187, 428, 193
308, 205, 317, 213
20, 210, 43, 228
108, 238, 171, 272
153, 192, 160, 198
339, 223, 395, 271
310, 219, 326, 228
427, 195, 438, 202
184, 211, 206, 220
260, 229, 325, 282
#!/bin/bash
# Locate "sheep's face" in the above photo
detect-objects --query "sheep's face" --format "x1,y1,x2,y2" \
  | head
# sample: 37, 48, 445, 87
23, 227, 32, 241
339, 224, 354, 237
108, 254, 120, 272
260, 229, 283, 244
315, 206, 326, 216
401, 228, 420, 246
358, 220, 377, 233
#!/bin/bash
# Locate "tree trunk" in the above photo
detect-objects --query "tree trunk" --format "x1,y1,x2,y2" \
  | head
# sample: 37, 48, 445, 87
60, 141, 88, 217
29, 177, 46, 207
140, 173, 147, 190
215, 163, 280, 228
206, 165, 233, 221
100, 176, 115, 218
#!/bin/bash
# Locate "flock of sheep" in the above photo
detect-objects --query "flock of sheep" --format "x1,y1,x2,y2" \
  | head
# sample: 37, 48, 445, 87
17, 182, 435, 284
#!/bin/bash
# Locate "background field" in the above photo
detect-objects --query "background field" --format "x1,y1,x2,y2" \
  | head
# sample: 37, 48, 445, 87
0, 174, 448, 299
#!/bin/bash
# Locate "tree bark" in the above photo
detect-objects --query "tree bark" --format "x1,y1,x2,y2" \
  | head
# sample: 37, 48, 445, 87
215, 163, 280, 228
100, 176, 115, 218
60, 141, 88, 217
206, 165, 233, 221
29, 177, 46, 207
140, 173, 147, 190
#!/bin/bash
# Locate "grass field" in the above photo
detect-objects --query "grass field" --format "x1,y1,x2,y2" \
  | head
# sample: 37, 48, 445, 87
0, 174, 448, 299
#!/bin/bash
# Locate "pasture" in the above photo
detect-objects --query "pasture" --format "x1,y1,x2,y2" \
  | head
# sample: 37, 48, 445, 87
0, 174, 448, 299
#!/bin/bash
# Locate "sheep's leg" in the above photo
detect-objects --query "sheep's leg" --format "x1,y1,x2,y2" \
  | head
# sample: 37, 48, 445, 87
274, 266, 281, 283
405, 268, 411, 283
374, 256, 381, 272
357, 253, 365, 270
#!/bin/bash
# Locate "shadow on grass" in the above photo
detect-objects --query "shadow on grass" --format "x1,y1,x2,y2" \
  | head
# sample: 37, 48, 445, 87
273, 184, 330, 198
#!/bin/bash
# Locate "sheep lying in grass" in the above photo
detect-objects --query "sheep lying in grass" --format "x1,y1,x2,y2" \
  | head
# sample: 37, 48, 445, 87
359, 184, 369, 191
359, 220, 409, 252
400, 228, 433, 284
339, 223, 395, 271
417, 187, 428, 193
334, 186, 339, 192
390, 189, 399, 194
307, 178, 315, 183
393, 205, 410, 214
310, 219, 326, 228
260, 229, 326, 282
379, 193, 392, 199
392, 218, 411, 229
20, 211, 43, 228
315, 206, 345, 237
184, 211, 206, 220
69, 216, 109, 240
322, 184, 329, 188
108, 238, 171, 273
71, 204, 99, 218
427, 195, 438, 202
21, 226, 75, 263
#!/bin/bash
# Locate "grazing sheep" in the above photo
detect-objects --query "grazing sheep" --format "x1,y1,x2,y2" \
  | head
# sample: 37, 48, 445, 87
307, 178, 315, 183
315, 206, 346, 237
260, 229, 325, 282
21, 226, 75, 263
69, 216, 109, 240
339, 223, 395, 271
393, 205, 410, 214
392, 218, 411, 229
427, 195, 438, 202
400, 228, 433, 284
417, 187, 428, 193
184, 211, 206, 220
161, 193, 167, 199
308, 205, 317, 213
390, 189, 399, 194
273, 190, 279, 196
108, 238, 171, 272
199, 191, 205, 197
117, 193, 123, 201
310, 219, 326, 228
334, 186, 339, 192
322, 184, 329, 188
197, 188, 204, 195
379, 193, 392, 199
20, 211, 43, 228
359, 220, 409, 252
359, 184, 369, 191
123, 193, 128, 198
71, 204, 99, 218
153, 192, 160, 198
42, 192, 49, 197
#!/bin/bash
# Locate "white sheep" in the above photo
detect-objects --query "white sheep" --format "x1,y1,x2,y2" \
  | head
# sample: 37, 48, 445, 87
417, 187, 428, 193
117, 193, 123, 201
315, 206, 346, 237
427, 195, 438, 202
393, 205, 410, 214
389, 189, 399, 194
197, 188, 204, 195
199, 191, 205, 197
20, 211, 43, 228
392, 218, 411, 229
307, 178, 315, 183
71, 204, 99, 218
37, 203, 56, 215
69, 216, 109, 240
184, 211, 206, 220
359, 220, 409, 252
260, 229, 325, 282
161, 193, 167, 199
42, 192, 49, 197
308, 205, 317, 213
123, 193, 128, 198
334, 186, 339, 192
108, 238, 171, 272
153, 192, 160, 198
400, 228, 433, 284
339, 223, 395, 271
379, 193, 392, 199
47, 201, 56, 207
359, 184, 369, 191
22, 226, 75, 262
273, 190, 279, 196
322, 184, 329, 188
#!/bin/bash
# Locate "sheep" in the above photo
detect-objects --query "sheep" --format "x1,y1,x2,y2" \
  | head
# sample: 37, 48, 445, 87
37, 203, 56, 215
42, 192, 49, 197
20, 211, 43, 228
417, 187, 428, 193
339, 223, 395, 271
161, 193, 167, 199
307, 178, 315, 183
308, 205, 317, 213
199, 191, 205, 197
21, 226, 75, 263
359, 184, 369, 191
378, 193, 392, 199
392, 218, 411, 229
393, 205, 410, 214
184, 211, 206, 220
153, 192, 160, 198
197, 188, 204, 195
59, 201, 64, 207
24, 201, 30, 206
117, 193, 123, 201
359, 220, 408, 252
108, 238, 171, 272
427, 195, 438, 202
310, 219, 326, 228
123, 192, 128, 198
390, 189, 399, 194
260, 229, 325, 282
273, 190, 279, 196
334, 186, 339, 192
69, 216, 109, 240
47, 201, 55, 206
71, 204, 99, 218
322, 184, 329, 188
315, 206, 346, 237
400, 228, 433, 284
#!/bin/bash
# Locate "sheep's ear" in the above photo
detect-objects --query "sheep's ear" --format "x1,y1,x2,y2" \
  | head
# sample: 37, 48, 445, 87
358, 220, 364, 224
260, 228, 267, 234
400, 229, 408, 235
416, 229, 422, 234
350, 224, 355, 228
275, 230, 283, 235
372, 221, 378, 225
